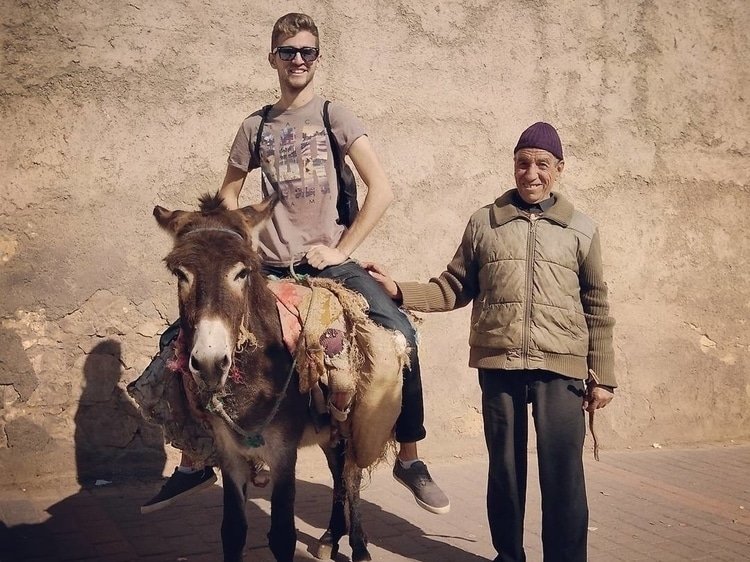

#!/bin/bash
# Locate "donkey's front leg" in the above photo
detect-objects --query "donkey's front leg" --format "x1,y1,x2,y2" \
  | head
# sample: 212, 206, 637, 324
267, 447, 298, 562
221, 469, 248, 562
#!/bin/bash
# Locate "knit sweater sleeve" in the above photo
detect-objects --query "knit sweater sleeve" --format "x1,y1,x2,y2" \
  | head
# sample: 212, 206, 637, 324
398, 219, 479, 313
580, 229, 617, 387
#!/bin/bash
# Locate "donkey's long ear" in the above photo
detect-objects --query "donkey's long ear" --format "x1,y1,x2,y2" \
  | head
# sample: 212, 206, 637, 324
238, 193, 279, 250
153, 206, 190, 236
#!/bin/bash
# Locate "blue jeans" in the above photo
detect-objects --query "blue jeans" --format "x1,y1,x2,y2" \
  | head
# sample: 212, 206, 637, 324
265, 260, 426, 443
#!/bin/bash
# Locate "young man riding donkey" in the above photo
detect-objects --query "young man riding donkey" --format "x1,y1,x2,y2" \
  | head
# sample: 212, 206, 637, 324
133, 9, 448, 525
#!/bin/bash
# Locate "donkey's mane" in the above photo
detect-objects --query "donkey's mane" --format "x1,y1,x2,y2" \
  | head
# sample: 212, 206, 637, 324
198, 192, 226, 213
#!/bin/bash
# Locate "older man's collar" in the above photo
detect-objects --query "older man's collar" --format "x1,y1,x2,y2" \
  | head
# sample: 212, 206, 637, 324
512, 190, 557, 213
492, 189, 574, 227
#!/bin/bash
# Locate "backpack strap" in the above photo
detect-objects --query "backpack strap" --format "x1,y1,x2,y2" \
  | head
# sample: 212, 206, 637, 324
323, 100, 359, 227
252, 104, 274, 168
252, 104, 274, 196
322, 100, 343, 177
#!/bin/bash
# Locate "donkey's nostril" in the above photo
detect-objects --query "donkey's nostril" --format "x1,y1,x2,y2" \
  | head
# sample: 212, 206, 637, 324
190, 354, 201, 373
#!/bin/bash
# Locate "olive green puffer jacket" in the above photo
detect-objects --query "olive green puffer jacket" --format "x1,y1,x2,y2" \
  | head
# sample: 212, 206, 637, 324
399, 189, 616, 387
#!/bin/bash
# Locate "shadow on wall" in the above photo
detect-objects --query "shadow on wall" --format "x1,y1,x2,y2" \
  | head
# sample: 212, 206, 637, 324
75, 339, 166, 484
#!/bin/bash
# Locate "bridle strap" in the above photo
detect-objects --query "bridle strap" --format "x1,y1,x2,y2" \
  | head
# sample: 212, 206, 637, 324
207, 279, 317, 449
183, 227, 244, 240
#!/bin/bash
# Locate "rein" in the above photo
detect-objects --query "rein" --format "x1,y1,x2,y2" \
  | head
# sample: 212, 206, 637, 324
207, 267, 314, 448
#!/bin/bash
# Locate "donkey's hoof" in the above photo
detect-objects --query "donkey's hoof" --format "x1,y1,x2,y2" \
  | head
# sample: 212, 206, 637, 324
313, 541, 338, 560
352, 546, 372, 562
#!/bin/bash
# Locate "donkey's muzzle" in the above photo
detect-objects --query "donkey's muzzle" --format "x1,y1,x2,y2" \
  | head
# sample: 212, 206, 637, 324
189, 351, 230, 391
189, 317, 234, 392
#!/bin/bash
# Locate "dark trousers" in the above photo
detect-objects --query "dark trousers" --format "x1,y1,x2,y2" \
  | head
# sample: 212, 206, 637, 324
479, 369, 588, 562
264, 260, 426, 444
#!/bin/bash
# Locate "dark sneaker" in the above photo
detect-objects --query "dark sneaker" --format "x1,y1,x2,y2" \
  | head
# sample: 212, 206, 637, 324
141, 467, 217, 514
393, 460, 450, 514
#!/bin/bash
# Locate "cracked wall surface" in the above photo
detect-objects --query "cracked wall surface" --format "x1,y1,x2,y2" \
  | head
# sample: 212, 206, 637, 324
1, 0, 748, 487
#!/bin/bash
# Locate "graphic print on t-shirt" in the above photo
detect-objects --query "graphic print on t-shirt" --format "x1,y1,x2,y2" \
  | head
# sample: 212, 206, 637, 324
259, 123, 330, 202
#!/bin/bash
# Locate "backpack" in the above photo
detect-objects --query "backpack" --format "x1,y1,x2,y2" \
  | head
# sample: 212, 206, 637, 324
253, 100, 359, 227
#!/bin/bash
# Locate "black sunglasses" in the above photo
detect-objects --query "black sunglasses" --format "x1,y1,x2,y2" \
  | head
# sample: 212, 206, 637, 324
272, 46, 320, 62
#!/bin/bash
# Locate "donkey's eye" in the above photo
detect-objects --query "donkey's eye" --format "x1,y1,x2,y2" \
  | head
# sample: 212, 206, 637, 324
173, 269, 188, 283
235, 268, 250, 281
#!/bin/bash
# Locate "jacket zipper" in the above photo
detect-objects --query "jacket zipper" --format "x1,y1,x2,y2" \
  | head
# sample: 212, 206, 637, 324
522, 215, 538, 368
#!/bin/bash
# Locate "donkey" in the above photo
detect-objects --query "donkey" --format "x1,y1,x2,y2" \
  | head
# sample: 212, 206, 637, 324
152, 193, 388, 562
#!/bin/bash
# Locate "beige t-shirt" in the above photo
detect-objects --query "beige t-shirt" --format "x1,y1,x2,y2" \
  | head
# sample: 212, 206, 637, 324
228, 96, 366, 266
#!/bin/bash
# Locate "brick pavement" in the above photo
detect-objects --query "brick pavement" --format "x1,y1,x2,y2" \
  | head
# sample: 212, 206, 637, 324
1, 443, 748, 561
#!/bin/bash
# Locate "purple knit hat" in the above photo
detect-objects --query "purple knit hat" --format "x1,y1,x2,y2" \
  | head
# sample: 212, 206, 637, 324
513, 122, 563, 160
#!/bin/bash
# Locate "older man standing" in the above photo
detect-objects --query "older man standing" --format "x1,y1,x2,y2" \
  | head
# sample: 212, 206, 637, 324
367, 122, 617, 562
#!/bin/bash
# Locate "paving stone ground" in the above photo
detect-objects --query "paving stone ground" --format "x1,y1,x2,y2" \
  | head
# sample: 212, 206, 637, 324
1, 443, 748, 561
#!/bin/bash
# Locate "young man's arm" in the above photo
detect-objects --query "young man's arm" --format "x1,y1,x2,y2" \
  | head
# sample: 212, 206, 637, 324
305, 135, 394, 269
218, 165, 249, 210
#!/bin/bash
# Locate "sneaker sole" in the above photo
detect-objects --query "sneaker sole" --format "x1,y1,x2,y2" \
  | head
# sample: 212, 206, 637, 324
140, 474, 218, 514
393, 473, 451, 515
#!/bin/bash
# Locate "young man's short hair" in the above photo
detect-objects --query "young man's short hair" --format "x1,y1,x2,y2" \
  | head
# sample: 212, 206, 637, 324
271, 13, 319, 49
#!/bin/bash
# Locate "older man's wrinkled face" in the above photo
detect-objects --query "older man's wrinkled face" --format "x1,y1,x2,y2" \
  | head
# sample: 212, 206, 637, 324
514, 148, 565, 204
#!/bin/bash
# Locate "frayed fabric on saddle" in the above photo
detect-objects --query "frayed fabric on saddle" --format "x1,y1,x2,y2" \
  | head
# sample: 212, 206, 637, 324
269, 278, 408, 467
126, 333, 219, 466
269, 279, 361, 397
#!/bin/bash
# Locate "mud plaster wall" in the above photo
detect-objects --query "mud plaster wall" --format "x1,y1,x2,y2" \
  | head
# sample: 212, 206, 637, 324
1, 0, 748, 487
